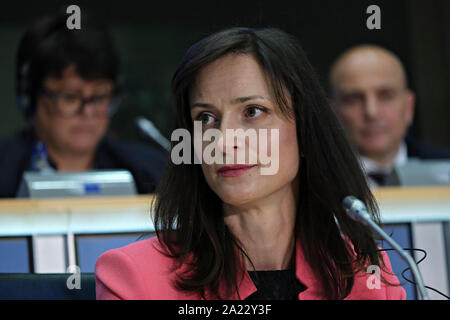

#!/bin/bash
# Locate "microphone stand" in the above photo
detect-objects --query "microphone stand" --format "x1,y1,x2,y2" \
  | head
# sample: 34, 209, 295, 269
343, 196, 430, 300
135, 117, 171, 151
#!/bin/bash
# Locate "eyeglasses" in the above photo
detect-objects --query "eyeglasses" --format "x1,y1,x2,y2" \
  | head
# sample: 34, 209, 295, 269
40, 87, 118, 117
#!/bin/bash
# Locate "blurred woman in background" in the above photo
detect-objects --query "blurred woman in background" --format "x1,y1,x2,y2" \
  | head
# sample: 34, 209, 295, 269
0, 10, 167, 197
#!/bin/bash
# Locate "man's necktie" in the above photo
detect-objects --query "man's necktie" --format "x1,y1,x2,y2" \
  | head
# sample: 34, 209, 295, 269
368, 172, 389, 186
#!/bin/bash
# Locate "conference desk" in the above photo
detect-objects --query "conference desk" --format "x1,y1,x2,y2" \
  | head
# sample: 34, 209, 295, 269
0, 186, 449, 299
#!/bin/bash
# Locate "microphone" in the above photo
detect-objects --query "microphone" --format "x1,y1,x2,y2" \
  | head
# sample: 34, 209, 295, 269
136, 117, 171, 151
342, 195, 430, 300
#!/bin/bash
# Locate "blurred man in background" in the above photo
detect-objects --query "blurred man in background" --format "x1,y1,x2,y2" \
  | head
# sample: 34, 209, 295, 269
0, 11, 167, 197
329, 44, 450, 187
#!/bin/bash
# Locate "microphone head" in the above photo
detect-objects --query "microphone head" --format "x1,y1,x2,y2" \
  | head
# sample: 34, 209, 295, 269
342, 195, 371, 224
342, 195, 358, 211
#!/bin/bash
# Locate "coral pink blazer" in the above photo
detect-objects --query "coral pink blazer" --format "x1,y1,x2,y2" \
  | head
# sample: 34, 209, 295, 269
95, 236, 406, 300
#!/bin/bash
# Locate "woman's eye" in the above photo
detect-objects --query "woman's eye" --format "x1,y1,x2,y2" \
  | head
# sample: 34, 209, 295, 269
197, 112, 216, 126
244, 105, 266, 118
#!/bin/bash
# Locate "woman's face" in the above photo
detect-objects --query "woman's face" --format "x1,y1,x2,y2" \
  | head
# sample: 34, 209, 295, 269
35, 64, 112, 155
189, 54, 299, 207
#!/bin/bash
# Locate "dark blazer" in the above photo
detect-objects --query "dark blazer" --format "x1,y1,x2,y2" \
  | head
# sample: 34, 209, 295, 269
0, 127, 168, 198
405, 136, 450, 159
378, 137, 450, 186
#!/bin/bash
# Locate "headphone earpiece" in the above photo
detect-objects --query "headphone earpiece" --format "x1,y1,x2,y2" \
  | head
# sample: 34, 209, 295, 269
16, 61, 33, 117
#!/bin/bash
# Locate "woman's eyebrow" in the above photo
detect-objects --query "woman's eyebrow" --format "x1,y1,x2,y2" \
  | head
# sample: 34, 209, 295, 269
191, 102, 214, 110
190, 95, 268, 110
230, 95, 266, 104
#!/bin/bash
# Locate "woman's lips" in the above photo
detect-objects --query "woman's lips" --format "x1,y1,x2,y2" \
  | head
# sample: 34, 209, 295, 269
217, 164, 256, 177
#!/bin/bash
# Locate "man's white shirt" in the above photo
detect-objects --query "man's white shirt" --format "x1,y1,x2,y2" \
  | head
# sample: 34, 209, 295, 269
359, 142, 408, 188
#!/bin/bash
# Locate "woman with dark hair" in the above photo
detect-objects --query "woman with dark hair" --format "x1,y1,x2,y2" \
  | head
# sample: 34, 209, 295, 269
95, 27, 406, 300
0, 10, 167, 197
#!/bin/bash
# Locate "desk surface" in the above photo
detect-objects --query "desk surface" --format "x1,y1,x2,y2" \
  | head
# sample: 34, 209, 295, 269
372, 185, 450, 201
0, 186, 449, 236
372, 186, 450, 223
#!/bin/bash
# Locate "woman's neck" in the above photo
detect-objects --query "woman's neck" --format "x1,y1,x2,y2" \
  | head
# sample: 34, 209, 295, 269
223, 183, 297, 271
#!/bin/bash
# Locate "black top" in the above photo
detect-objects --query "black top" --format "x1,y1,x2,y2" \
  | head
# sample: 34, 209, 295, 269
0, 127, 168, 197
246, 269, 306, 300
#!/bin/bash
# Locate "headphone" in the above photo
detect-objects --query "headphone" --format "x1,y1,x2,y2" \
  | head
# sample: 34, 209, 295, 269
16, 60, 33, 118
15, 14, 63, 119
16, 59, 123, 120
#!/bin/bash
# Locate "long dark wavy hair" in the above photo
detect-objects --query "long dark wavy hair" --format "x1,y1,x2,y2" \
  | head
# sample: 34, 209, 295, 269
154, 27, 387, 300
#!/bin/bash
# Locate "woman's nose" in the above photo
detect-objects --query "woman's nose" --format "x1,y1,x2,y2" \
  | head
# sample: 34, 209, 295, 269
216, 116, 258, 165
217, 118, 239, 155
